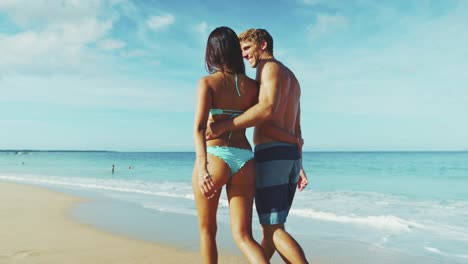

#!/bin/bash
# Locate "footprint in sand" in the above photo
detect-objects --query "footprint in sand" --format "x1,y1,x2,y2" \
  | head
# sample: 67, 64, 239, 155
11, 249, 43, 258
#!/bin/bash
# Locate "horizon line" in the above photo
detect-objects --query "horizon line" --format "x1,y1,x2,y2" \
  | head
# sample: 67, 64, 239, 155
2, 149, 468, 153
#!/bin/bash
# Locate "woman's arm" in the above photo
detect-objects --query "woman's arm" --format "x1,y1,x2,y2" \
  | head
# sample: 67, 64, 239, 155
193, 77, 215, 197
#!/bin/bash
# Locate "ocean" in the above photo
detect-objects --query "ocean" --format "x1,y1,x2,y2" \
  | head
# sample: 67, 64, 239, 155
1, 151, 467, 263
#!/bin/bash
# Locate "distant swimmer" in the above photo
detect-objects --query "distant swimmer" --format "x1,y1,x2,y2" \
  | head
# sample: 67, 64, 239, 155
112, 164, 115, 174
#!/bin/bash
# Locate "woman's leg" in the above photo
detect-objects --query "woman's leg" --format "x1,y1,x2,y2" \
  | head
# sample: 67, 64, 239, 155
227, 160, 269, 264
192, 154, 230, 264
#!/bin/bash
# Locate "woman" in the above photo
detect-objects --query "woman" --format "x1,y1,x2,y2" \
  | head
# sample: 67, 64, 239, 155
192, 26, 269, 264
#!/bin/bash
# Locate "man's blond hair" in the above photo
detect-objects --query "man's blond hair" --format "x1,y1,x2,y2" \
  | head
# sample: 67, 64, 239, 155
238, 28, 274, 54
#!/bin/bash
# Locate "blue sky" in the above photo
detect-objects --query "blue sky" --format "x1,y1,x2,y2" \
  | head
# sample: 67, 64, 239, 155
1, 0, 467, 151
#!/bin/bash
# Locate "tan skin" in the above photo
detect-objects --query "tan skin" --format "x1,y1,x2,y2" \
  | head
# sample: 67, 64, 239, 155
207, 41, 309, 192
192, 71, 269, 264
206, 40, 309, 263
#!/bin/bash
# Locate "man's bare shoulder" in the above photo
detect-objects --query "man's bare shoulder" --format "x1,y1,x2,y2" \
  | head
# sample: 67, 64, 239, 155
288, 68, 300, 85
280, 63, 300, 87
260, 59, 282, 71
258, 59, 282, 81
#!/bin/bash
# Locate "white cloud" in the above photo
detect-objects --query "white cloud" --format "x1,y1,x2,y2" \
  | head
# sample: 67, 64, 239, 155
146, 14, 175, 31
301, 0, 343, 7
193, 21, 209, 46
0, 0, 18, 8
98, 38, 126, 50
54, 19, 113, 44
0, 0, 103, 26
0, 74, 194, 112
0, 0, 136, 76
291, 3, 468, 120
123, 49, 148, 58
0, 18, 113, 75
196, 21, 208, 35
308, 13, 347, 37
302, 0, 323, 5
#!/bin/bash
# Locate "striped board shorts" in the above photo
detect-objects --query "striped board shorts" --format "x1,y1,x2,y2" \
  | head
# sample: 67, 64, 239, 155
254, 141, 301, 225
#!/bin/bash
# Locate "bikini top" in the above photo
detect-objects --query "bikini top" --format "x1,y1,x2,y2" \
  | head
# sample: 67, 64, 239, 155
209, 73, 244, 117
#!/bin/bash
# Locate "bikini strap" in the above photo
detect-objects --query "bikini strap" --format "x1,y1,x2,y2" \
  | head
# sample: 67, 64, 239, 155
235, 73, 241, 96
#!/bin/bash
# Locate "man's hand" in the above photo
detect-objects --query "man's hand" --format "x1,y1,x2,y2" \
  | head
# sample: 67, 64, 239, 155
297, 168, 309, 191
206, 120, 225, 140
296, 137, 304, 153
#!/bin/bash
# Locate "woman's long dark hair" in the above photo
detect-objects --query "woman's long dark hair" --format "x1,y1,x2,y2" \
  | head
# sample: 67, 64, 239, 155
205, 26, 245, 75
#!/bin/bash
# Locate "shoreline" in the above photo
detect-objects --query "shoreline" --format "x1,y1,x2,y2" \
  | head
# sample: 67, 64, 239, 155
0, 181, 245, 264
0, 178, 451, 264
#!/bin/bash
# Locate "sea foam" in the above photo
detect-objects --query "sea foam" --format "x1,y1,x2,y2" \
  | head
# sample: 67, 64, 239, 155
289, 208, 424, 232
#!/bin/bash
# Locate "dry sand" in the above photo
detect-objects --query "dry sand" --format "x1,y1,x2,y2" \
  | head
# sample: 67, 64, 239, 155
0, 181, 246, 264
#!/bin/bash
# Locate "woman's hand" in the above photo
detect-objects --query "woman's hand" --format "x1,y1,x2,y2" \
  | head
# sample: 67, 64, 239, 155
198, 172, 217, 199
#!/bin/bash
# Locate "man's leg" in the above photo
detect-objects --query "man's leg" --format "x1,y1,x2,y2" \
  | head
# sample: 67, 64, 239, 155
254, 142, 308, 262
262, 224, 308, 264
260, 224, 276, 260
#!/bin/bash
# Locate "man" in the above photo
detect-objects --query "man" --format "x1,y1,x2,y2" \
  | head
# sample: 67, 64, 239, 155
206, 28, 309, 263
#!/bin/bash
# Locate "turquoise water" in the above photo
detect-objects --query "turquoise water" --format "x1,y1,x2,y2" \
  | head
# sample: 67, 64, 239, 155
1, 151, 468, 263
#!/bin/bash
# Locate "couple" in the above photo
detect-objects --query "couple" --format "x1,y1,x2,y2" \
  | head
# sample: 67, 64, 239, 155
192, 26, 309, 264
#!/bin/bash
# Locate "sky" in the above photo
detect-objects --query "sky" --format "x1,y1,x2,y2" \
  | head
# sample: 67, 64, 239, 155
1, 0, 467, 152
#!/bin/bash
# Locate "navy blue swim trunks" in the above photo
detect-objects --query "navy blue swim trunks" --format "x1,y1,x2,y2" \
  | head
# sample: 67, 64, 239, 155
254, 142, 301, 225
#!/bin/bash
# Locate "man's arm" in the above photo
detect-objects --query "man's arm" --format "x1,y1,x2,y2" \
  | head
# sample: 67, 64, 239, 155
297, 169, 309, 191
295, 101, 303, 154
206, 62, 280, 139
261, 101, 308, 191
294, 101, 309, 192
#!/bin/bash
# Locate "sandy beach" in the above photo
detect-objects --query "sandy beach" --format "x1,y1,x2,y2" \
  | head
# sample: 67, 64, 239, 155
0, 181, 246, 264
1, 179, 449, 264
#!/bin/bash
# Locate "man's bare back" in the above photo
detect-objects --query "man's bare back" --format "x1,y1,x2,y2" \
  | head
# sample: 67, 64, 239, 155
253, 59, 301, 145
